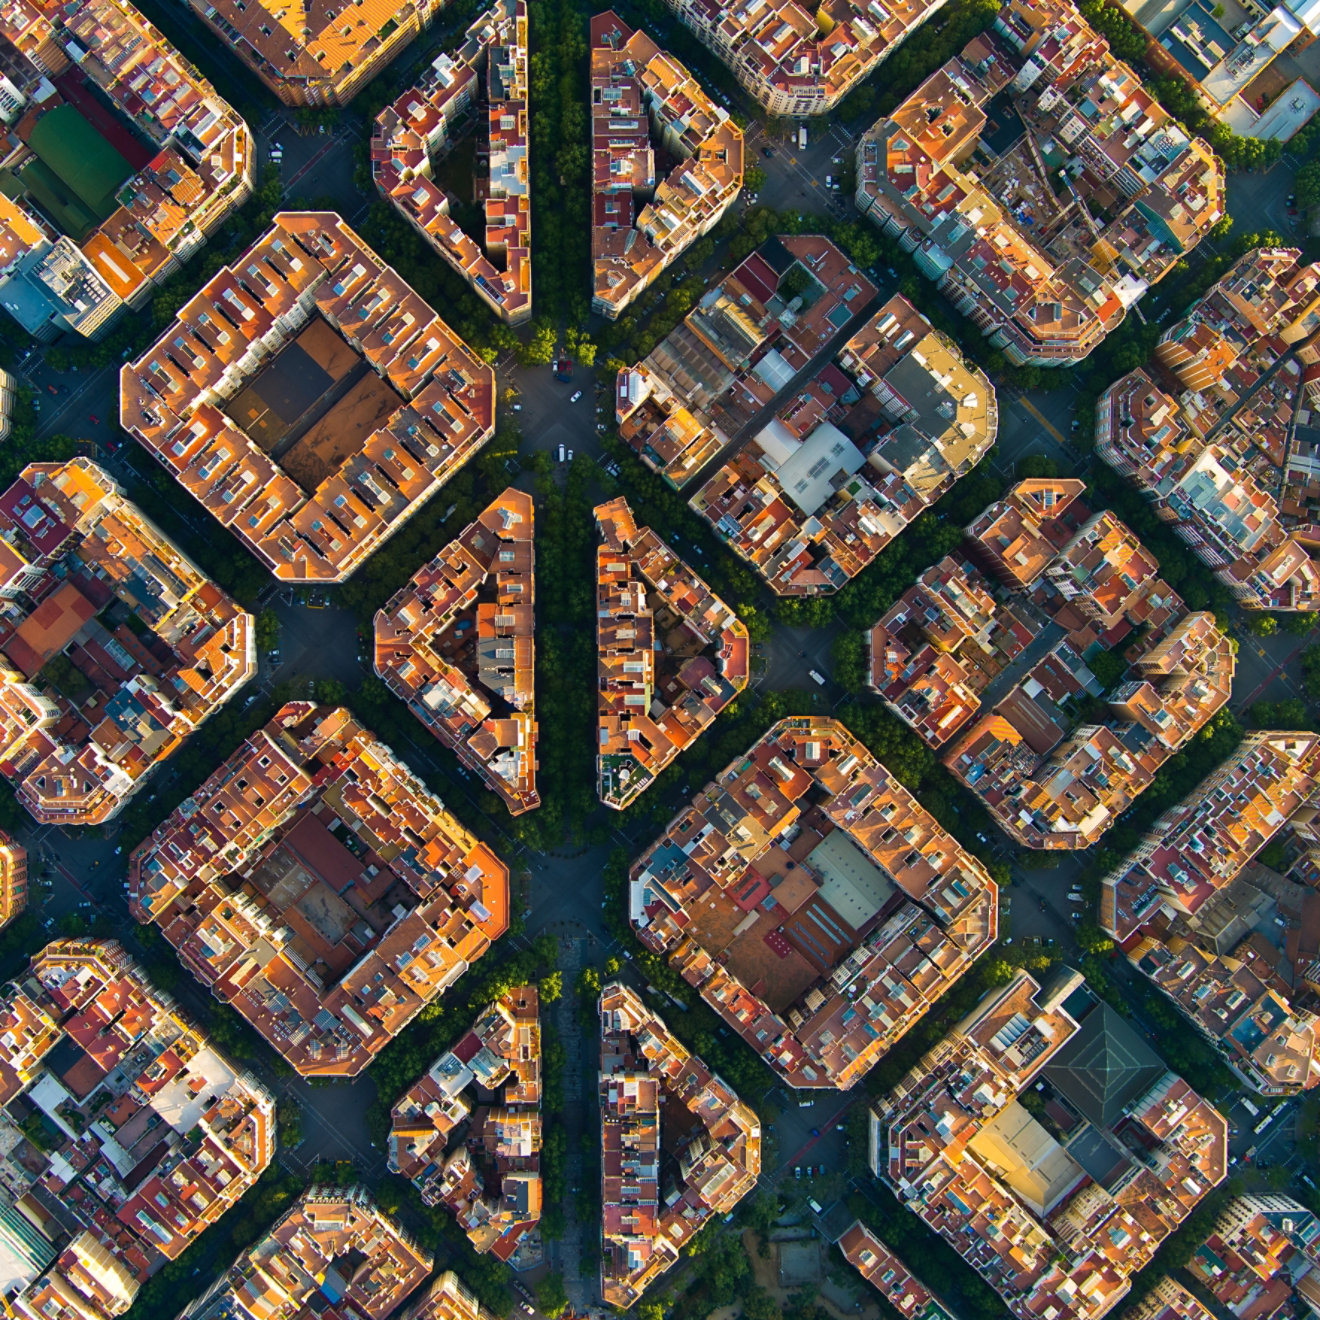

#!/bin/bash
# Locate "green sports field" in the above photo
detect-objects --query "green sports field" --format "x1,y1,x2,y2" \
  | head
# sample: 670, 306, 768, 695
21, 103, 134, 237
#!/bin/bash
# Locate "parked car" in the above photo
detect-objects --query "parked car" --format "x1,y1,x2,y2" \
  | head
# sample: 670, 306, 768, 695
569, 390, 582, 403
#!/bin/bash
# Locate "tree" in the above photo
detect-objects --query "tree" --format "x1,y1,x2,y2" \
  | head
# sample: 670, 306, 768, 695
1247, 614, 1279, 637
744, 1288, 784, 1320
255, 609, 279, 651
534, 1274, 569, 1318
538, 971, 563, 1003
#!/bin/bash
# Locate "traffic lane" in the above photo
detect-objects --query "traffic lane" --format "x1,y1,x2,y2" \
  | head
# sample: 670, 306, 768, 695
268, 600, 366, 686
994, 390, 1080, 475
762, 623, 839, 692
1229, 625, 1314, 712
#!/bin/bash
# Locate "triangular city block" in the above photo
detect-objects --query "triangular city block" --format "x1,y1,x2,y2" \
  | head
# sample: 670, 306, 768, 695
375, 488, 538, 812
388, 985, 542, 1265
599, 982, 760, 1307
595, 497, 749, 809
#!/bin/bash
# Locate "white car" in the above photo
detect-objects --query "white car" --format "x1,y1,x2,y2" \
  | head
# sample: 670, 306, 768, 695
567, 449, 574, 461
570, 390, 582, 403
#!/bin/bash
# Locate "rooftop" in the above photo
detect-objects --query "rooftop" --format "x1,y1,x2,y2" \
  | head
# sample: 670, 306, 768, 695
182, 0, 446, 106
0, 459, 255, 826
871, 968, 1228, 1320
665, 0, 955, 114
372, 0, 531, 324
127, 703, 509, 1076
0, 0, 251, 339
598, 981, 760, 1308
631, 716, 998, 1088
119, 212, 495, 584
590, 11, 742, 319
1101, 730, 1320, 1094
856, 0, 1224, 366
876, 480, 1236, 849
1096, 245, 1320, 610
179, 1187, 431, 1320
1185, 1195, 1320, 1320
388, 985, 541, 1264
595, 496, 749, 809
375, 487, 537, 814
0, 938, 273, 1320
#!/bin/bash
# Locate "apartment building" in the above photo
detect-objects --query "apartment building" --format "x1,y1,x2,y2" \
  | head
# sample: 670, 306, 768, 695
631, 716, 998, 1088
595, 496, 749, 809
405, 1274, 502, 1320
896, 479, 1237, 848
120, 212, 495, 584
660, 0, 954, 114
0, 830, 25, 930
695, 292, 997, 593
183, 0, 446, 105
616, 241, 995, 596
388, 985, 541, 1265
590, 11, 742, 318
127, 703, 509, 1076
1148, 0, 1320, 142
0, 0, 251, 340
1185, 1195, 1320, 1320
376, 488, 537, 814
372, 0, 530, 323
616, 235, 877, 488
179, 1187, 432, 1320
0, 459, 254, 827
1101, 731, 1320, 1094
856, 0, 1224, 365
871, 968, 1228, 1320
0, 938, 273, 1320
1097, 246, 1320, 610
837, 1220, 961, 1320
598, 982, 760, 1307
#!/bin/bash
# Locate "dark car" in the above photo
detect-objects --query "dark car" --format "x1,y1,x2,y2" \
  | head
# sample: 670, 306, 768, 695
761, 146, 773, 158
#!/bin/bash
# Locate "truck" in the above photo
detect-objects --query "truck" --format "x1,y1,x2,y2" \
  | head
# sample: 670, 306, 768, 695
798, 126, 807, 150
1241, 1098, 1260, 1118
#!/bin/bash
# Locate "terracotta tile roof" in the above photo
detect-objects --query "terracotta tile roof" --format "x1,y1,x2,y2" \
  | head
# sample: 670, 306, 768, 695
120, 213, 495, 583
388, 985, 541, 1263
0, 0, 251, 335
873, 969, 1227, 1320
372, 0, 530, 323
183, 0, 446, 105
598, 983, 760, 1307
0, 459, 254, 827
590, 11, 742, 319
178, 1188, 431, 1320
127, 703, 509, 1075
631, 716, 998, 1088
594, 497, 748, 808
2, 939, 273, 1320
856, 0, 1223, 365
376, 488, 537, 813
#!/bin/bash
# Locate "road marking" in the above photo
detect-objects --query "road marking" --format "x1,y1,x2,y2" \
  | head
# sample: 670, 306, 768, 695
1016, 394, 1069, 447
